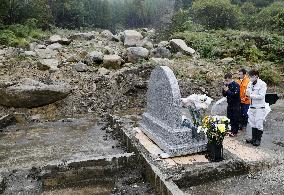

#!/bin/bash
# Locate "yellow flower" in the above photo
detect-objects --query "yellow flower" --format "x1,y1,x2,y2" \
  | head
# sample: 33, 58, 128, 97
221, 116, 229, 123
217, 124, 226, 133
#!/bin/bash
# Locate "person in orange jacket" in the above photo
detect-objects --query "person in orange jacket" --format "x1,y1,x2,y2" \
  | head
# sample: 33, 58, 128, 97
236, 68, 250, 131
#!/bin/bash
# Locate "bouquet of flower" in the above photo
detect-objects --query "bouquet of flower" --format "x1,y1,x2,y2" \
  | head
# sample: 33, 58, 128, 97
181, 94, 213, 127
182, 94, 213, 110
197, 115, 231, 145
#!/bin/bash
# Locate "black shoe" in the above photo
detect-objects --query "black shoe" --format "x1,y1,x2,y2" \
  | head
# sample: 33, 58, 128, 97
246, 128, 257, 144
253, 130, 263, 146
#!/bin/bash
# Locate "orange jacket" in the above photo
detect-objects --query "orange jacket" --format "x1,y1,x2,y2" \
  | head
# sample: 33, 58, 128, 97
236, 75, 250, 104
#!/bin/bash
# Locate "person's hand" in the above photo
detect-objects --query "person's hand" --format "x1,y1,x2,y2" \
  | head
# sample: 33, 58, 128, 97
245, 91, 250, 97
223, 86, 229, 92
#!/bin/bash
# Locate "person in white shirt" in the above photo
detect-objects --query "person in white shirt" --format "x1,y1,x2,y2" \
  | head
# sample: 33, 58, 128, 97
245, 69, 267, 146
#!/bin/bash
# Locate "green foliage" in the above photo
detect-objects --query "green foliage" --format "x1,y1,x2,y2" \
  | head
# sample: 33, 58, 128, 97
240, 2, 258, 29
255, 2, 284, 34
8, 24, 30, 38
260, 65, 283, 85
0, 30, 17, 45
172, 30, 284, 62
169, 9, 190, 34
0, 30, 29, 48
0, 23, 46, 48
192, 0, 242, 29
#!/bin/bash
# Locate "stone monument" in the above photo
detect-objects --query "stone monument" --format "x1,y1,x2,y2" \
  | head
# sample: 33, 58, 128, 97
140, 66, 207, 157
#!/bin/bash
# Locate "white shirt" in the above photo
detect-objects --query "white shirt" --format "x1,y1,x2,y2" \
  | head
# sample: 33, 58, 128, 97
246, 78, 267, 108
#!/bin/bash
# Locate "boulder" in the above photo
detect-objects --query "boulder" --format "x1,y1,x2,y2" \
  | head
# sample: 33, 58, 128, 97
103, 55, 123, 69
35, 48, 58, 59
37, 59, 59, 71
49, 35, 62, 43
85, 51, 104, 65
23, 51, 36, 57
97, 67, 110, 76
150, 46, 171, 58
69, 32, 96, 40
111, 35, 120, 42
127, 47, 149, 63
60, 37, 72, 45
66, 54, 80, 63
0, 79, 71, 108
101, 30, 114, 40
138, 38, 153, 50
123, 30, 143, 47
103, 46, 116, 55
73, 62, 89, 72
29, 42, 37, 50
47, 43, 62, 50
36, 44, 47, 49
169, 39, 195, 55
158, 41, 169, 48
49, 35, 71, 45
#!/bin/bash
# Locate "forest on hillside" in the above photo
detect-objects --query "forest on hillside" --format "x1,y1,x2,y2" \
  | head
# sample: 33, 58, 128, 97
0, 0, 174, 30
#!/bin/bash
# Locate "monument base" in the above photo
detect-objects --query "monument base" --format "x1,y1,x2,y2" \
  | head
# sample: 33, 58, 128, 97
141, 113, 207, 157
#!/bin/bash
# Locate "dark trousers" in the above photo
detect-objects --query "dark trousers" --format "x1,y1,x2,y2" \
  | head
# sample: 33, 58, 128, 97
227, 105, 240, 134
240, 103, 249, 128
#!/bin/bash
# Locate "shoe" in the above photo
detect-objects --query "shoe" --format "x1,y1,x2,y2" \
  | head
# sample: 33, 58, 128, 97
246, 128, 257, 144
253, 130, 263, 146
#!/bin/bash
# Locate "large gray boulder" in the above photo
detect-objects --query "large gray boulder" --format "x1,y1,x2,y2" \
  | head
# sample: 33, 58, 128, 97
0, 79, 71, 108
103, 55, 123, 69
35, 49, 58, 59
123, 30, 143, 47
49, 35, 62, 43
170, 39, 195, 55
150, 46, 171, 58
37, 59, 59, 71
101, 30, 114, 40
49, 35, 71, 45
73, 61, 89, 72
23, 51, 37, 57
127, 47, 149, 63
85, 51, 104, 65
46, 43, 62, 51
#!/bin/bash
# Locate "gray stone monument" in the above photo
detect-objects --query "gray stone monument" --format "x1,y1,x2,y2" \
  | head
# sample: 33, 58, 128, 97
140, 66, 207, 157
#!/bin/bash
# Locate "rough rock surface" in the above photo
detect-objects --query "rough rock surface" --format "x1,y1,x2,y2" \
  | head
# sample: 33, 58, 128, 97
101, 30, 114, 40
0, 79, 71, 108
46, 43, 62, 51
37, 59, 60, 71
85, 51, 104, 65
127, 47, 149, 63
170, 39, 195, 55
123, 30, 143, 47
73, 61, 89, 72
103, 55, 123, 69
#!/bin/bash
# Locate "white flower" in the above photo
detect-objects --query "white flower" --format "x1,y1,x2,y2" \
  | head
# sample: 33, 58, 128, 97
182, 94, 213, 110
197, 126, 202, 133
203, 128, 208, 134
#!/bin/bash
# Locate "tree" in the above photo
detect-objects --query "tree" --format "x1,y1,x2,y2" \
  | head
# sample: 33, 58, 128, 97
255, 1, 284, 34
192, 0, 242, 29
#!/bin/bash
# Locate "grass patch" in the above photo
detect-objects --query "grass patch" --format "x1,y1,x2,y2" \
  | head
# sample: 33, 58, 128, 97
0, 24, 47, 48
172, 30, 284, 63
